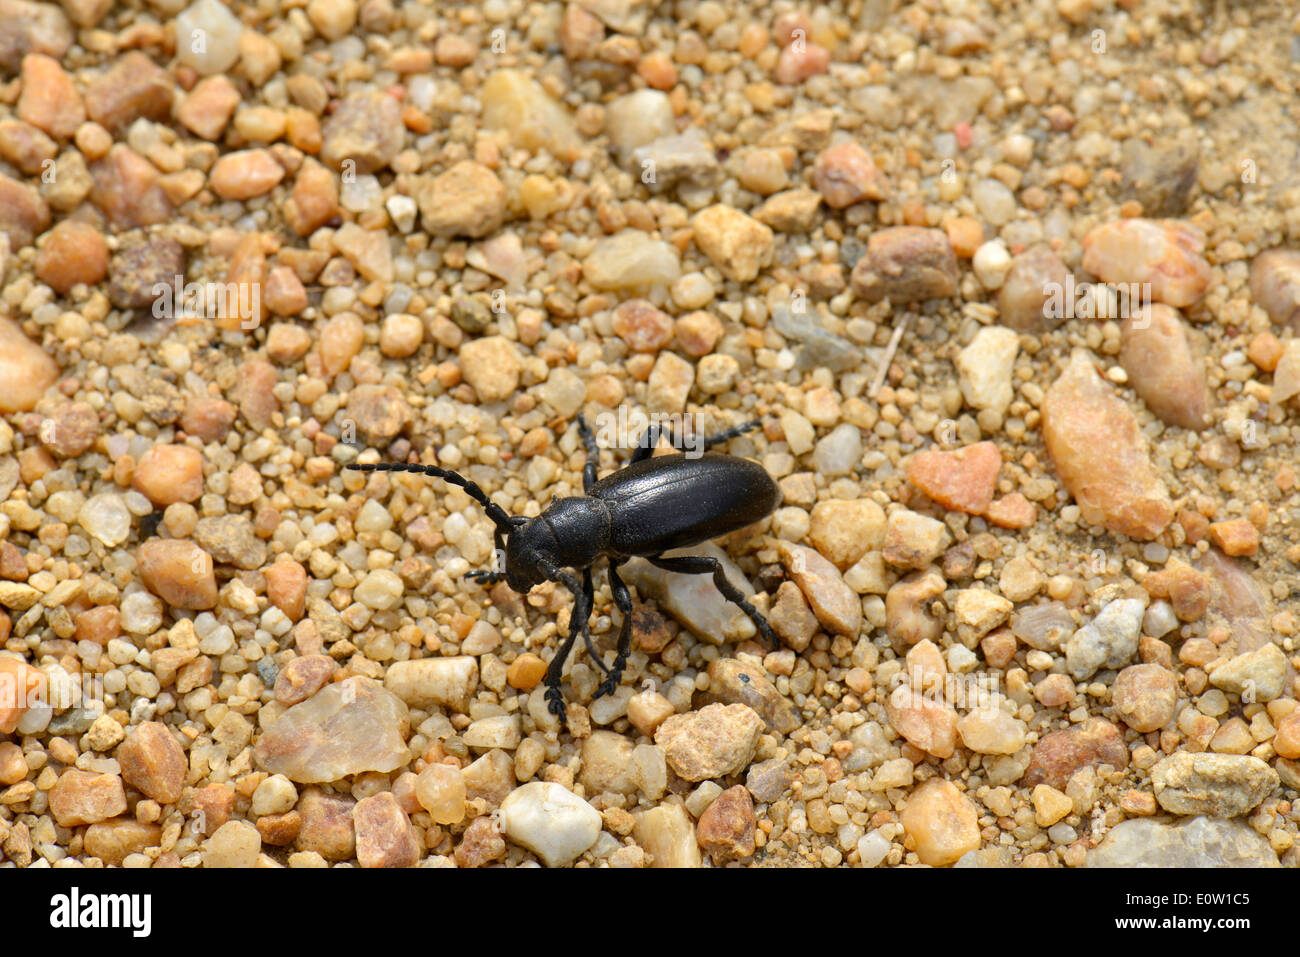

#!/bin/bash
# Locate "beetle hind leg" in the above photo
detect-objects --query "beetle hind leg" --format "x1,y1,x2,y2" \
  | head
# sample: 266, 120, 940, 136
648, 554, 780, 650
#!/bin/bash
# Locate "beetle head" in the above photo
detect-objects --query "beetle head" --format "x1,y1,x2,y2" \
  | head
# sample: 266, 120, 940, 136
503, 518, 551, 593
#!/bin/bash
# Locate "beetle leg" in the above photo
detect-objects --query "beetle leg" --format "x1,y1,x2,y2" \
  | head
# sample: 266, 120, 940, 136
542, 568, 591, 725
629, 418, 762, 463
577, 568, 609, 674
466, 528, 510, 585
648, 554, 780, 651
697, 418, 762, 449
576, 415, 601, 490
595, 562, 635, 699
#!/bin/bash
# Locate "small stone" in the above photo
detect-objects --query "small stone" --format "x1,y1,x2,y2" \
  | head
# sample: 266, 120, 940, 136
384, 656, 478, 712
583, 231, 681, 290
604, 89, 675, 153
83, 52, 172, 134
998, 245, 1070, 333
654, 703, 763, 781
1065, 597, 1146, 680
1249, 248, 1300, 333
334, 223, 393, 282
958, 707, 1027, 755
49, 769, 126, 827
1120, 133, 1199, 217
777, 542, 863, 638
885, 684, 959, 758
692, 205, 774, 283
612, 300, 674, 353
626, 689, 675, 737
0, 317, 57, 413
499, 781, 602, 867
254, 677, 410, 783
306, 0, 356, 38
808, 499, 885, 569
90, 145, 172, 228
321, 90, 403, 174
906, 442, 1001, 514
1111, 664, 1177, 732
251, 774, 297, 817
706, 658, 799, 734
415, 763, 465, 825
273, 655, 334, 705
175, 0, 243, 75
202, 820, 260, 868
1272, 712, 1300, 760
137, 539, 217, 610
850, 227, 959, 303
480, 69, 581, 161
812, 141, 888, 208
454, 815, 505, 868
1032, 784, 1074, 826
1150, 752, 1279, 818
78, 492, 131, 547
971, 240, 1012, 289
177, 75, 240, 141
1208, 643, 1287, 702
900, 778, 980, 867
621, 543, 759, 645
1120, 304, 1211, 430
17, 53, 82, 141
754, 188, 822, 233
353, 791, 419, 868
882, 508, 952, 570
85, 714, 125, 751
108, 236, 186, 310
633, 803, 701, 868
1081, 218, 1212, 308
1207, 518, 1260, 559
417, 161, 506, 238
459, 335, 522, 403
209, 149, 284, 201
115, 721, 187, 804
632, 129, 720, 191
35, 222, 108, 296
194, 515, 265, 570
265, 559, 307, 622
285, 160, 339, 236
956, 326, 1019, 415
1041, 351, 1173, 541
1088, 816, 1279, 868
84, 820, 162, 865
696, 785, 756, 863
257, 811, 301, 847
1022, 717, 1129, 790
465, 715, 522, 752
0, 172, 50, 249
295, 788, 355, 860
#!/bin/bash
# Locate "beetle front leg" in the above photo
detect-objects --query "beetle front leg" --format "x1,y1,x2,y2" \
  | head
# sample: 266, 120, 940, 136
542, 569, 592, 725
648, 554, 780, 650
594, 562, 634, 700
466, 529, 510, 585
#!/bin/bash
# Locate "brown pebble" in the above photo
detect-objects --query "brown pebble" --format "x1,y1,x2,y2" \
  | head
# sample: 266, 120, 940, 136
850, 227, 959, 303
137, 538, 218, 610
454, 814, 506, 868
132, 444, 204, 506
274, 654, 335, 705
353, 791, 420, 868
1021, 717, 1129, 790
49, 769, 127, 827
117, 721, 187, 804
18, 53, 84, 139
265, 558, 308, 621
39, 400, 99, 457
295, 788, 356, 861
696, 785, 756, 863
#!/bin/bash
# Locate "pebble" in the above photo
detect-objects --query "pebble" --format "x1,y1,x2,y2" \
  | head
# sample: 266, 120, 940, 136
1208, 518, 1259, 558
583, 230, 681, 290
203, 820, 261, 868
354, 568, 404, 611
479, 69, 580, 160
90, 144, 172, 228
692, 205, 774, 283
78, 492, 131, 547
1119, 304, 1211, 430
0, 1, 71, 73
454, 815, 505, 868
265, 559, 307, 622
321, 90, 403, 174
1081, 218, 1212, 308
622, 543, 758, 644
958, 707, 1027, 755
0, 171, 49, 248
417, 161, 506, 238
354, 791, 420, 868
808, 499, 884, 568
18, 53, 83, 141
133, 445, 204, 507
459, 335, 521, 402
0, 317, 57, 413
84, 820, 161, 866
285, 160, 339, 236
696, 785, 756, 863
777, 542, 862, 638
465, 714, 522, 751
811, 423, 863, 475
1022, 717, 1128, 790
955, 326, 1018, 416
251, 774, 297, 816
971, 240, 1012, 289
295, 788, 355, 861
137, 539, 217, 610
612, 299, 674, 353
1120, 134, 1199, 217
254, 677, 410, 783
175, 0, 243, 74
707, 658, 799, 735
1150, 752, 1279, 818
632, 129, 720, 191
850, 227, 959, 303
1110, 663, 1177, 733
1249, 248, 1300, 332
1031, 784, 1074, 827
385, 656, 478, 712
306, 0, 356, 39
415, 763, 465, 825
1207, 643, 1287, 702
108, 236, 185, 310
633, 803, 701, 868
273, 655, 333, 706
1064, 597, 1146, 680
1041, 351, 1173, 541
500, 781, 602, 867
84, 52, 172, 134
194, 514, 265, 570
49, 769, 126, 826
997, 245, 1070, 332
1272, 711, 1300, 760
35, 221, 108, 297
885, 683, 959, 758
881, 508, 951, 570
654, 703, 764, 782
906, 441, 1001, 515
900, 779, 981, 867
209, 149, 284, 201
604, 89, 675, 153
177, 75, 240, 141
755, 188, 823, 233
812, 141, 888, 208
1088, 816, 1279, 868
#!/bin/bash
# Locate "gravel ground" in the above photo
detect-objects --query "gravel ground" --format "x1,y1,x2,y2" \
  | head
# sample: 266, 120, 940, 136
1, 0, 1299, 868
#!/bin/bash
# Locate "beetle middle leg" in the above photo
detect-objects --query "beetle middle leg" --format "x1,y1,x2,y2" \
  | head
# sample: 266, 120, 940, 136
576, 414, 601, 490
648, 554, 780, 650
630, 418, 761, 463
543, 568, 596, 723
593, 561, 635, 699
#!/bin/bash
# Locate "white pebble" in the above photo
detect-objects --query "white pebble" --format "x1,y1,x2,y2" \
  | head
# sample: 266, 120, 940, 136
972, 240, 1012, 290
499, 782, 602, 867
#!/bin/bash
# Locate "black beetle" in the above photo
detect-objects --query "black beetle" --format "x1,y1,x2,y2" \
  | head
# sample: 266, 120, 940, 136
347, 415, 782, 722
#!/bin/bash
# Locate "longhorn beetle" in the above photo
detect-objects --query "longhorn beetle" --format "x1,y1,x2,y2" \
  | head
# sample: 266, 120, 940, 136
346, 415, 782, 723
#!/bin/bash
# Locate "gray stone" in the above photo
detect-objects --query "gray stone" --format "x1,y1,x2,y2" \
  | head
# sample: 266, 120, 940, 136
1088, 816, 1279, 868
1150, 752, 1279, 818
1064, 597, 1145, 680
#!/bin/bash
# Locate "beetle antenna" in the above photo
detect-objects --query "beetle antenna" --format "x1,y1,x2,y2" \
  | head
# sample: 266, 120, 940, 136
346, 462, 518, 533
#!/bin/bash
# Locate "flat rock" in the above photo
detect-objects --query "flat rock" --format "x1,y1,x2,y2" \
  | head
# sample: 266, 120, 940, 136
1119, 304, 1210, 430
654, 703, 763, 781
1088, 815, 1279, 867
707, 658, 800, 734
621, 542, 758, 645
1150, 752, 1278, 817
906, 441, 1001, 514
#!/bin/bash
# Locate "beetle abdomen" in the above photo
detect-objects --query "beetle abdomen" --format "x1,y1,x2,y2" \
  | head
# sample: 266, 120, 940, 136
588, 452, 780, 557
